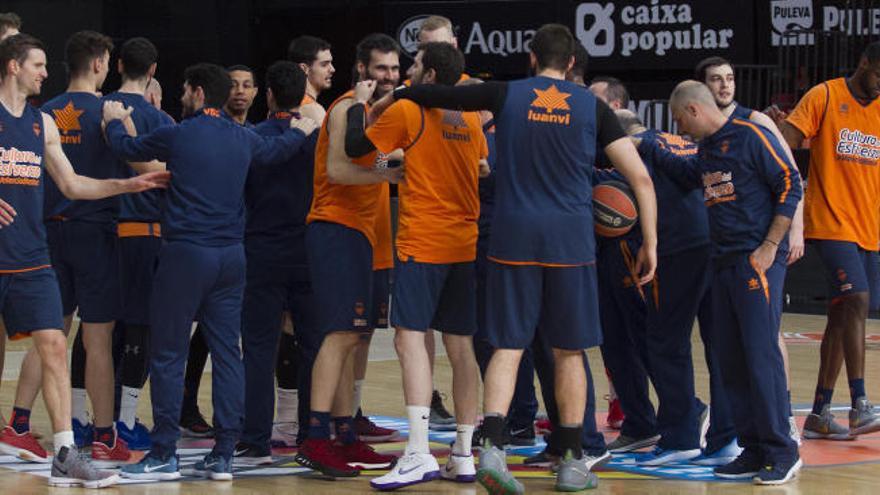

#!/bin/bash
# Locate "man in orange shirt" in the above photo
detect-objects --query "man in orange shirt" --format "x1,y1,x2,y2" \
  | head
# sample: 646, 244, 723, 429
345, 41, 486, 490
780, 41, 880, 439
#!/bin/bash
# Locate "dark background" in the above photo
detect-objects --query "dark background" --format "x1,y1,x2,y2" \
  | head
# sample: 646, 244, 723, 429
5, 0, 879, 314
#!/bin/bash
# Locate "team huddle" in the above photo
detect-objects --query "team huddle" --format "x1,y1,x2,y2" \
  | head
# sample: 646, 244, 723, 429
0, 10, 878, 494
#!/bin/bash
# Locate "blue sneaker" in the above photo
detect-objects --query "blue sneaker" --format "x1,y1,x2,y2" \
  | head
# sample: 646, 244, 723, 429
72, 418, 93, 449
635, 447, 701, 466
184, 452, 233, 481
692, 438, 744, 466
120, 452, 181, 481
116, 420, 151, 451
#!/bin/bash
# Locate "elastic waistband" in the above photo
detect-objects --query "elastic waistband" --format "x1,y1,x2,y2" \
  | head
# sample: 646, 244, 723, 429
118, 222, 162, 238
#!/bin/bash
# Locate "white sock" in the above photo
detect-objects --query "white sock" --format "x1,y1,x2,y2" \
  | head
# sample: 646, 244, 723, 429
54, 430, 75, 452
405, 405, 430, 455
276, 388, 298, 424
71, 388, 88, 424
352, 379, 364, 416
453, 424, 475, 456
119, 386, 140, 429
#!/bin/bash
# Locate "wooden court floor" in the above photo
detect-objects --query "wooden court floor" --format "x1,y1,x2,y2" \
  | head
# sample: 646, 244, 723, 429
0, 312, 878, 493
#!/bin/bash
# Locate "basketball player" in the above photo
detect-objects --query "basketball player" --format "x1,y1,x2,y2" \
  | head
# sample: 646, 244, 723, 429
589, 76, 629, 111
105, 62, 318, 481
293, 33, 402, 478
651, 80, 802, 484
777, 42, 880, 439
102, 36, 175, 451
225, 65, 258, 126
8, 30, 131, 466
0, 33, 168, 487
345, 42, 486, 489
384, 24, 658, 493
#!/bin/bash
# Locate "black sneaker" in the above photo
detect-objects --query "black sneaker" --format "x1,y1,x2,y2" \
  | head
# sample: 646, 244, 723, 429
523, 449, 559, 468
232, 443, 273, 466
714, 449, 764, 479
506, 423, 536, 446
753, 457, 803, 485
180, 412, 214, 438
430, 390, 456, 431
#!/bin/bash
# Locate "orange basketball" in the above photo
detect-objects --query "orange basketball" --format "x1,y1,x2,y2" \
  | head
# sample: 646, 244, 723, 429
593, 180, 638, 238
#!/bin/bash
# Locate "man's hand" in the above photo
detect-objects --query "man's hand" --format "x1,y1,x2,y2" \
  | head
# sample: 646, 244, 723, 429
378, 165, 404, 184
122, 170, 171, 193
0, 197, 16, 227
634, 242, 657, 286
750, 241, 778, 273
479, 158, 490, 178
102, 101, 133, 123
354, 80, 377, 105
290, 116, 318, 136
764, 105, 788, 129
787, 223, 805, 265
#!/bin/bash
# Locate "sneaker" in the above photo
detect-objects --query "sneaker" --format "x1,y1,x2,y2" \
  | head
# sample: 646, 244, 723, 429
803, 405, 855, 440
506, 424, 536, 447
185, 452, 234, 481
698, 404, 710, 449
789, 416, 802, 446
606, 396, 624, 430
116, 420, 151, 451
691, 438, 744, 466
523, 449, 559, 469
120, 451, 181, 481
72, 418, 93, 449
336, 440, 396, 469
180, 412, 214, 438
535, 417, 553, 436
371, 452, 440, 490
442, 452, 476, 482
849, 397, 880, 435
582, 450, 612, 471
637, 447, 701, 466
430, 391, 456, 431
49, 446, 119, 488
0, 425, 49, 463
713, 449, 763, 480
607, 433, 660, 453
294, 438, 359, 478
753, 457, 803, 485
555, 451, 600, 492
354, 415, 399, 442
233, 443, 273, 466
476, 445, 523, 495
91, 435, 132, 468
270, 421, 298, 448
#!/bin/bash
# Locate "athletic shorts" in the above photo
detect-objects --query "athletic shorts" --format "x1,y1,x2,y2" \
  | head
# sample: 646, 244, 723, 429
0, 267, 65, 338
306, 221, 374, 336
119, 234, 162, 326
46, 220, 121, 322
391, 258, 476, 335
812, 240, 880, 302
486, 261, 601, 350
372, 268, 391, 329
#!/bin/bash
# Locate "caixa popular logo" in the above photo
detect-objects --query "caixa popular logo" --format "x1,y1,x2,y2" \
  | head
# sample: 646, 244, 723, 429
398, 15, 430, 57
575, 1, 735, 58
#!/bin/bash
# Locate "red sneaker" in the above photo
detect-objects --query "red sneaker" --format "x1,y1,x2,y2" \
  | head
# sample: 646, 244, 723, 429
607, 397, 625, 430
0, 426, 49, 463
294, 438, 360, 478
91, 433, 132, 467
535, 418, 554, 436
336, 440, 396, 469
354, 416, 399, 443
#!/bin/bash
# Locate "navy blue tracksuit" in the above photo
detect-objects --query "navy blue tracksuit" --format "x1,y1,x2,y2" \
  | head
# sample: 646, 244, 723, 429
650, 117, 802, 463
105, 107, 309, 458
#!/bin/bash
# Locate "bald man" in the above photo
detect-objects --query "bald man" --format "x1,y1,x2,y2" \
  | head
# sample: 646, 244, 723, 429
645, 81, 802, 485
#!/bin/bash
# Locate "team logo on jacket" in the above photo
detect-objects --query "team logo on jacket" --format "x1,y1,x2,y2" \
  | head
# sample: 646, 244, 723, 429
528, 84, 572, 125
32, 122, 41, 136
52, 101, 83, 144
748, 277, 761, 291
702, 170, 736, 206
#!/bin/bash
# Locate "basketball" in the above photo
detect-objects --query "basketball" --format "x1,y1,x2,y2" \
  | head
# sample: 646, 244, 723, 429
593, 179, 638, 238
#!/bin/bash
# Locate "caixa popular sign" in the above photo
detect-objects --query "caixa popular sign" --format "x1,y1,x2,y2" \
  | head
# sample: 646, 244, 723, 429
574, 0, 754, 70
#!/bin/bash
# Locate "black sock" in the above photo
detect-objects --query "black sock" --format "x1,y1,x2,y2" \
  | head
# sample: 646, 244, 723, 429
70, 321, 86, 389
482, 414, 506, 448
275, 333, 298, 389
556, 424, 584, 459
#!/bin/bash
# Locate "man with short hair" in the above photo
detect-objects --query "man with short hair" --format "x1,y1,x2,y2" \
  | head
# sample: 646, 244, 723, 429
382, 24, 657, 493
652, 80, 802, 484
778, 42, 880, 440
293, 33, 403, 479
589, 76, 630, 110
288, 35, 333, 113
225, 65, 258, 126
0, 33, 168, 487
105, 62, 318, 481
102, 36, 175, 452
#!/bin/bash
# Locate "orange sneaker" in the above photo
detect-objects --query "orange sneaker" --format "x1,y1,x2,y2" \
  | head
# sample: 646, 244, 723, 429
0, 425, 49, 463
91, 434, 132, 468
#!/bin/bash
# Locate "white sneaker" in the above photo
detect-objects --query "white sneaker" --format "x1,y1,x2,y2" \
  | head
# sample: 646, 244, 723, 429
270, 422, 298, 448
370, 452, 440, 490
441, 453, 476, 483
788, 416, 802, 446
